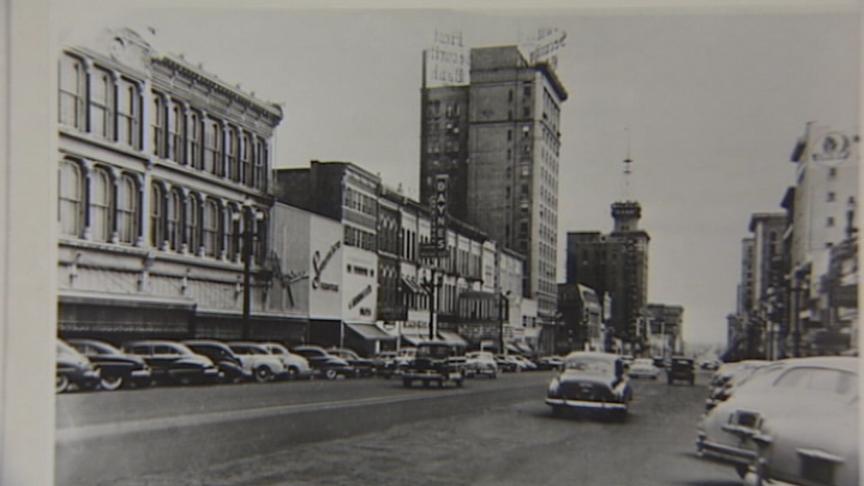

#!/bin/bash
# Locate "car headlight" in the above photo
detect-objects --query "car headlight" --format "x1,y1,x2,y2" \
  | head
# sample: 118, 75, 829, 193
547, 378, 560, 397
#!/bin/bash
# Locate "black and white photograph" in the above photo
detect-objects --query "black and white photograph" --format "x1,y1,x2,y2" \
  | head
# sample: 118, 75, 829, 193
0, 0, 861, 484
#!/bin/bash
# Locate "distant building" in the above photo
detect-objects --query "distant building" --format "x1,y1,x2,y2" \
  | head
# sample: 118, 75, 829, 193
557, 283, 604, 353
419, 44, 568, 334
643, 303, 684, 357
565, 201, 650, 347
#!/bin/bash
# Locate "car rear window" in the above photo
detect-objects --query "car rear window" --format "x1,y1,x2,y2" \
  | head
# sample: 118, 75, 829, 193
773, 367, 858, 396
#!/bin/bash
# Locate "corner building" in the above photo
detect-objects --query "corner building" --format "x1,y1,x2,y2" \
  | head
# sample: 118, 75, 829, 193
56, 28, 291, 341
420, 45, 567, 328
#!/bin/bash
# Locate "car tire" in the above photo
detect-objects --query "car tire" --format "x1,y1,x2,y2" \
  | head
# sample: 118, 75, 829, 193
99, 374, 124, 391
324, 369, 338, 381
56, 374, 69, 394
255, 366, 273, 383
286, 366, 299, 380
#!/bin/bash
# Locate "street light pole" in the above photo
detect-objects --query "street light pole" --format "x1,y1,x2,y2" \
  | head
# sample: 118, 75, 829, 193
234, 201, 263, 341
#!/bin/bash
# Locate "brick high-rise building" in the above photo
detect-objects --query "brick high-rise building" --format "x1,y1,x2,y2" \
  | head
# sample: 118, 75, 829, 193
420, 45, 568, 326
566, 201, 650, 345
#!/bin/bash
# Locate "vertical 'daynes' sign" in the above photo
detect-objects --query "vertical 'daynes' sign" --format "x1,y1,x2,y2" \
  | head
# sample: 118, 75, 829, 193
424, 30, 470, 88
431, 174, 449, 253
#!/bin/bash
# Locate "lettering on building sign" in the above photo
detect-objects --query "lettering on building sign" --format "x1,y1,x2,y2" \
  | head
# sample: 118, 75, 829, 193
519, 27, 567, 69
348, 284, 373, 310
425, 29, 470, 87
430, 174, 449, 251
312, 240, 341, 292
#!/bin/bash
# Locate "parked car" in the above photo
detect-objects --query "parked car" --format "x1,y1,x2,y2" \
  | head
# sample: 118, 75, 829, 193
535, 355, 564, 371
741, 357, 859, 486
183, 340, 251, 383
394, 347, 417, 368
495, 354, 520, 373
226, 342, 287, 383
628, 358, 661, 380
512, 355, 538, 371
698, 358, 722, 370
402, 342, 466, 388
545, 351, 632, 419
697, 361, 790, 477
123, 340, 221, 385
706, 360, 771, 411
464, 351, 498, 379
292, 345, 355, 380
371, 351, 399, 378
652, 356, 668, 369
260, 342, 313, 380
67, 338, 152, 390
667, 357, 695, 386
328, 347, 376, 377
56, 339, 100, 393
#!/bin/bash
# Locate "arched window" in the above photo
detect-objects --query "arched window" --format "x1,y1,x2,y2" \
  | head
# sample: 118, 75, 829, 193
189, 111, 202, 170
90, 167, 113, 242
58, 159, 83, 236
170, 101, 185, 164
152, 93, 166, 157
203, 119, 222, 175
203, 200, 219, 257
167, 190, 183, 251
186, 195, 201, 253
117, 78, 140, 149
240, 132, 253, 185
58, 53, 86, 130
227, 127, 239, 181
90, 67, 114, 140
150, 183, 165, 247
116, 174, 138, 244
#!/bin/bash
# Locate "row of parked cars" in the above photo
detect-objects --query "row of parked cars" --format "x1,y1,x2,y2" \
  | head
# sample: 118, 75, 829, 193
696, 356, 858, 486
55, 338, 383, 393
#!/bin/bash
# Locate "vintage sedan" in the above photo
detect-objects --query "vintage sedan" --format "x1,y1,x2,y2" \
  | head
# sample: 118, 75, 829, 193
292, 345, 355, 380
123, 340, 221, 385
696, 360, 789, 478
56, 339, 100, 393
328, 347, 376, 377
464, 351, 498, 379
67, 338, 152, 390
183, 340, 251, 383
628, 358, 661, 380
260, 342, 313, 380
545, 351, 632, 418
227, 342, 287, 383
739, 357, 859, 486
706, 360, 772, 411
402, 342, 466, 388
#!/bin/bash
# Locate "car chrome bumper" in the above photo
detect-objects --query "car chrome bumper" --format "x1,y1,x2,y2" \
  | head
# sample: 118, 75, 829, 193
130, 369, 152, 379
696, 434, 756, 465
545, 398, 627, 410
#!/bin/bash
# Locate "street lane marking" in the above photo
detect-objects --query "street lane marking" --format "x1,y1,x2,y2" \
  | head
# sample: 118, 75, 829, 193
56, 383, 537, 444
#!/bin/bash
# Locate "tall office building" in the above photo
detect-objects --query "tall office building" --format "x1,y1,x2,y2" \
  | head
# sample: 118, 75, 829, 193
420, 45, 568, 324
566, 201, 650, 344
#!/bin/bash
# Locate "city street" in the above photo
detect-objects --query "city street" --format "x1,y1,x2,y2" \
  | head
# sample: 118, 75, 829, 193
56, 370, 740, 485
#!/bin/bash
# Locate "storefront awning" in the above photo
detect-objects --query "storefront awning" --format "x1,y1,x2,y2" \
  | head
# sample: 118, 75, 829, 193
401, 333, 429, 346
437, 331, 467, 347
346, 323, 397, 341
401, 277, 427, 294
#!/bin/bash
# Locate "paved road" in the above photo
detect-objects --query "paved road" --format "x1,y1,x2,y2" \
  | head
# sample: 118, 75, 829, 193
56, 370, 740, 485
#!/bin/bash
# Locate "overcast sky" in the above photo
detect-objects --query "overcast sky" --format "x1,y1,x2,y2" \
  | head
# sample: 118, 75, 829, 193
57, 1, 860, 346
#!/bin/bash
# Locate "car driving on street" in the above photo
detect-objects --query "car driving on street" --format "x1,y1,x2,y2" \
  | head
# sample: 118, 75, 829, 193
401, 342, 466, 388
545, 351, 632, 419
464, 351, 498, 379
628, 358, 661, 380
666, 356, 695, 386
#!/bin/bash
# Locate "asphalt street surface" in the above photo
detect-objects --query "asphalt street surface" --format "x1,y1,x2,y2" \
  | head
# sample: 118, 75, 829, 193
56, 370, 740, 485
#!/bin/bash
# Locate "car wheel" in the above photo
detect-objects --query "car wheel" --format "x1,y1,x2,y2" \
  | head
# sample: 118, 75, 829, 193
255, 366, 274, 383
286, 366, 299, 380
56, 374, 69, 394
99, 374, 124, 391
324, 369, 338, 381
